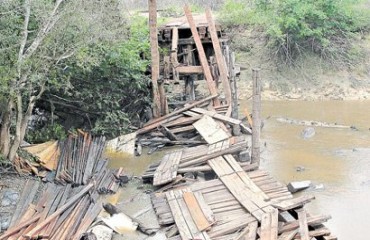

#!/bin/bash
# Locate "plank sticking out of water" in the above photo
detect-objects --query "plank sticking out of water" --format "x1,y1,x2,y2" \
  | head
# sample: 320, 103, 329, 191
296, 208, 310, 240
153, 150, 183, 186
272, 195, 315, 211
193, 115, 229, 144
106, 132, 136, 155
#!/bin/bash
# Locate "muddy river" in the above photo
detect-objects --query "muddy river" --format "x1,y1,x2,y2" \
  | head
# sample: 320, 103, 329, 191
255, 100, 370, 240
106, 100, 370, 239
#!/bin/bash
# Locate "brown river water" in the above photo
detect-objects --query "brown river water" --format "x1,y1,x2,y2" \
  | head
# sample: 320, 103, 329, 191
106, 100, 370, 239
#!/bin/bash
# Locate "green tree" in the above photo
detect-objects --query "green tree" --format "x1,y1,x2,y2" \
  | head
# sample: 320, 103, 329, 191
0, 0, 127, 161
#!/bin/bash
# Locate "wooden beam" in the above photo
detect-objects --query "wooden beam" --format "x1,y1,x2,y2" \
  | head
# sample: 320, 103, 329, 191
149, 0, 162, 118
183, 5, 220, 106
176, 66, 204, 74
206, 8, 232, 116
138, 94, 217, 134
296, 208, 310, 240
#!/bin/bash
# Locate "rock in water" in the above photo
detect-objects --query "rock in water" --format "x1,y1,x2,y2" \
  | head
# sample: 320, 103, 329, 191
287, 180, 311, 193
301, 127, 315, 139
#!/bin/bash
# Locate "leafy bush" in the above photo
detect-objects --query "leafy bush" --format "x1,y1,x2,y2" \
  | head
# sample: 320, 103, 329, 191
220, 0, 370, 64
25, 123, 67, 144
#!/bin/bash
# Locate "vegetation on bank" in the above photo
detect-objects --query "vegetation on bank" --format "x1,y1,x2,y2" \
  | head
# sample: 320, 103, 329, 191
220, 0, 370, 65
1, 0, 370, 162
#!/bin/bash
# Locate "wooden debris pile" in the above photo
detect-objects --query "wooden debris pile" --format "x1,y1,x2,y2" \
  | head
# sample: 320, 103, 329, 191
55, 132, 106, 185
0, 182, 99, 240
107, 95, 251, 156
146, 149, 336, 240
0, 159, 125, 239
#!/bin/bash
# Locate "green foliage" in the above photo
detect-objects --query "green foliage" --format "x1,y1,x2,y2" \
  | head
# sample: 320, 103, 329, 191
219, 0, 253, 27
46, 15, 151, 138
25, 123, 67, 144
220, 0, 370, 64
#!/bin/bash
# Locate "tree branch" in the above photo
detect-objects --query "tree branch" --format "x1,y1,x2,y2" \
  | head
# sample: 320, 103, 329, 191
17, 0, 31, 75
23, 0, 64, 60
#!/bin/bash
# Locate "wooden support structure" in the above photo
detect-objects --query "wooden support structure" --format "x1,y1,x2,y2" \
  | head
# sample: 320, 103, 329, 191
206, 8, 232, 116
184, 5, 220, 106
251, 68, 261, 165
149, 0, 163, 118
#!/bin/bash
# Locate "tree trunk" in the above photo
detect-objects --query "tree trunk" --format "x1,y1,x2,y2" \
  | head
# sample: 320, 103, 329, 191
0, 100, 14, 158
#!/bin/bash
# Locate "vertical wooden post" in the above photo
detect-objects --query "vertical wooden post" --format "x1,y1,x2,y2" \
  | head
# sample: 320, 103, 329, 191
251, 68, 261, 165
184, 5, 220, 106
149, 0, 162, 118
229, 50, 239, 119
185, 45, 196, 101
206, 8, 232, 116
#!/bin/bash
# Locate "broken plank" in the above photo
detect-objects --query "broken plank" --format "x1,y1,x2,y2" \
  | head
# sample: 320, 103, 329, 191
193, 115, 229, 144
272, 195, 315, 211
191, 108, 241, 125
153, 150, 183, 186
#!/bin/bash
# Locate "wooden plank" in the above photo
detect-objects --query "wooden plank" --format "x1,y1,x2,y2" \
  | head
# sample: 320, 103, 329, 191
193, 192, 215, 224
273, 195, 315, 211
219, 174, 263, 220
153, 150, 182, 186
296, 208, 310, 240
183, 5, 219, 106
206, 8, 232, 116
235, 221, 258, 240
191, 108, 241, 125
260, 211, 272, 240
176, 193, 207, 240
183, 192, 212, 231
176, 66, 204, 74
166, 191, 193, 239
208, 215, 256, 238
208, 156, 235, 176
278, 229, 299, 240
193, 115, 229, 144
9, 179, 40, 228
279, 215, 331, 234
139, 95, 217, 134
